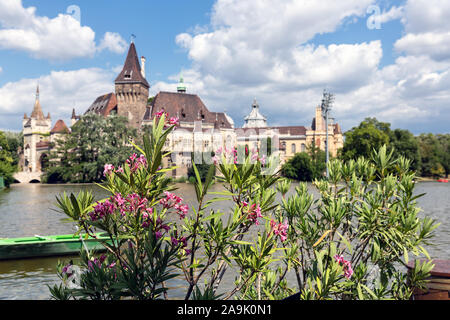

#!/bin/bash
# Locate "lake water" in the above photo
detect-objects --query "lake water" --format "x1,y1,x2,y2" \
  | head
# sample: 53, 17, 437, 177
0, 181, 448, 300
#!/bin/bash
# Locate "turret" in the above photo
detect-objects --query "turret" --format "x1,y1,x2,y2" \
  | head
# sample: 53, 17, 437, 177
114, 42, 150, 127
177, 75, 187, 93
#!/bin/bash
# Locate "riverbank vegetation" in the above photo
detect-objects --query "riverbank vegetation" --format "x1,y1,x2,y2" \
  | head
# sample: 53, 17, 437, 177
43, 114, 138, 183
0, 130, 22, 187
282, 118, 449, 181
49, 114, 438, 300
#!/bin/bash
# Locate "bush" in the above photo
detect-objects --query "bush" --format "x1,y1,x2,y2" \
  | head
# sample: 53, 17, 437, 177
49, 112, 439, 301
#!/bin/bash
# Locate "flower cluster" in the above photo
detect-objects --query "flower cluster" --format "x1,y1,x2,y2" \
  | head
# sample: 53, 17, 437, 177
87, 192, 171, 236
87, 254, 106, 271
171, 231, 191, 255
242, 202, 262, 225
334, 254, 353, 279
126, 153, 148, 173
270, 219, 288, 242
103, 164, 115, 177
160, 191, 189, 219
62, 263, 74, 277
251, 148, 267, 165
115, 193, 148, 216
155, 109, 179, 126
151, 216, 171, 239
88, 199, 115, 221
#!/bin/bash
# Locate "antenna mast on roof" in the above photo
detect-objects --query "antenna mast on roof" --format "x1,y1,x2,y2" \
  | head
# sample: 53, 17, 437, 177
320, 89, 334, 179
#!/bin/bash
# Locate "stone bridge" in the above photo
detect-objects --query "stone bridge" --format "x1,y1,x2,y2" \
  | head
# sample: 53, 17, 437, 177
13, 171, 42, 183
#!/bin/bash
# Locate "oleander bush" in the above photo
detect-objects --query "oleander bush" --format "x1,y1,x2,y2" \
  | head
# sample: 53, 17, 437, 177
49, 114, 439, 300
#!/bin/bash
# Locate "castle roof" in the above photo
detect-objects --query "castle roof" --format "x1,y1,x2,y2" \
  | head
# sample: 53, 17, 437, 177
239, 125, 307, 136
30, 85, 45, 120
243, 98, 267, 128
115, 42, 149, 88
51, 119, 70, 134
143, 91, 233, 129
84, 93, 117, 116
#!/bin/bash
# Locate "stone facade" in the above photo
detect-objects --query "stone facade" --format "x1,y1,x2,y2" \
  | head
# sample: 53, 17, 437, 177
17, 42, 343, 182
16, 85, 69, 182
237, 100, 343, 165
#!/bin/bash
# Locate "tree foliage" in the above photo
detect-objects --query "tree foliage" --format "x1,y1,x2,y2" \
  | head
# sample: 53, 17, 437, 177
281, 141, 326, 181
43, 114, 138, 183
0, 130, 20, 187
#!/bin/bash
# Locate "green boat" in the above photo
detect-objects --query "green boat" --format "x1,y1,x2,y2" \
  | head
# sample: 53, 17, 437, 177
0, 233, 111, 260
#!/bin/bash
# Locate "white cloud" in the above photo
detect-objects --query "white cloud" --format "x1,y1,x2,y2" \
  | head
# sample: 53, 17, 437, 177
164, 0, 450, 134
0, 0, 127, 60
376, 5, 404, 24
0, 67, 115, 130
401, 0, 450, 34
98, 32, 128, 54
395, 32, 450, 61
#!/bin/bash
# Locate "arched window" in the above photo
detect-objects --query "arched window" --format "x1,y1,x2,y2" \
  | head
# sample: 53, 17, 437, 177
291, 143, 296, 154
301, 143, 306, 152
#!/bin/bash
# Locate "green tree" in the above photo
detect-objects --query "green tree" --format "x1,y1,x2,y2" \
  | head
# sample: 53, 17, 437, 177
388, 128, 421, 174
281, 152, 314, 181
307, 140, 326, 179
44, 114, 138, 183
416, 133, 444, 178
187, 152, 216, 182
436, 134, 450, 177
281, 141, 326, 181
341, 117, 390, 161
0, 130, 18, 187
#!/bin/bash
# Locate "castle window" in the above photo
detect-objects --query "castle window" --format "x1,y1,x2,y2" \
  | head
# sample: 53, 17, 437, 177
291, 143, 296, 154
301, 143, 306, 152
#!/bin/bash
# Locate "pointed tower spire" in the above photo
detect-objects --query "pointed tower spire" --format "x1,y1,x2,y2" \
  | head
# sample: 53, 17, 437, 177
30, 83, 45, 120
115, 42, 149, 88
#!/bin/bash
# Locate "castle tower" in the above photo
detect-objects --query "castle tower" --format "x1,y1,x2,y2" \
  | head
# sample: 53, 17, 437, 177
177, 75, 186, 93
22, 85, 52, 172
114, 41, 150, 128
243, 98, 267, 128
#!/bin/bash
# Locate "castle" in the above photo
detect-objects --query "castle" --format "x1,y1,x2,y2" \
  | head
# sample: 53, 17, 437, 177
15, 41, 343, 182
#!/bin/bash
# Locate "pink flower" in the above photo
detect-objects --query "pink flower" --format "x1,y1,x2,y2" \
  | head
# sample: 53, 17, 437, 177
245, 204, 262, 225
159, 192, 188, 219
155, 109, 166, 118
89, 199, 115, 221
103, 164, 114, 177
259, 155, 266, 165
334, 254, 353, 279
126, 153, 148, 173
270, 219, 289, 242
169, 117, 179, 125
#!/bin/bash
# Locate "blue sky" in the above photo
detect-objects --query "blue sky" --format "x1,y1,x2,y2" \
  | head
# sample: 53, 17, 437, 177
1, 0, 449, 134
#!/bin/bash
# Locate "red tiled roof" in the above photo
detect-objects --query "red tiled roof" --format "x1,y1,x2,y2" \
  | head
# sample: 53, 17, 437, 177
144, 91, 233, 129
51, 119, 70, 134
115, 42, 149, 88
84, 93, 117, 116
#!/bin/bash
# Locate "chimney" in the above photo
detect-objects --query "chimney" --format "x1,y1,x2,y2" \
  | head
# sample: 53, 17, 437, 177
141, 56, 146, 78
